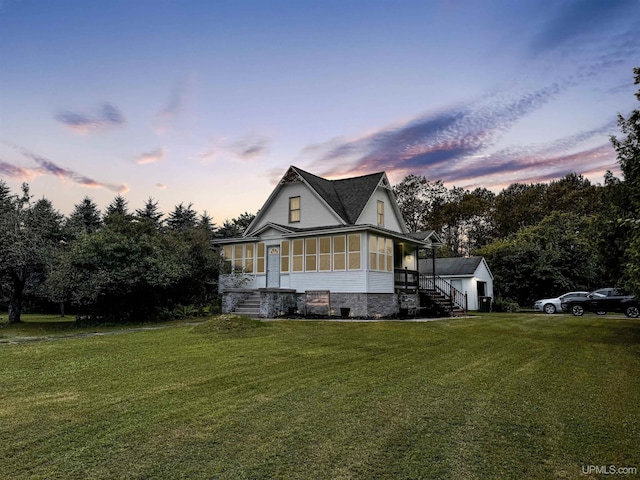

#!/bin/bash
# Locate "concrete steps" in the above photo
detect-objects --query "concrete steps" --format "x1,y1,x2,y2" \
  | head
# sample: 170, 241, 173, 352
234, 292, 261, 317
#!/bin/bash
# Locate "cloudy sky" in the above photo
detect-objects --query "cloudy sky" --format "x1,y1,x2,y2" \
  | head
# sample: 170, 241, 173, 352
1, 0, 638, 222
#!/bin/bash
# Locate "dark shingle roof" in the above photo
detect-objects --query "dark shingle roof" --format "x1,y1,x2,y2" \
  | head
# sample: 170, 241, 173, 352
294, 166, 384, 224
419, 256, 484, 276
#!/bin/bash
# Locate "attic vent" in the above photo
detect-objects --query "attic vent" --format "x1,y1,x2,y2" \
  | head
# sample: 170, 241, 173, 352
281, 168, 301, 184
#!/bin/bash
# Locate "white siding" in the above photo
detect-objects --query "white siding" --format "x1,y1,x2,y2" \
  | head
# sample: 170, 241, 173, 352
287, 271, 367, 293
259, 227, 288, 240
440, 263, 494, 311
367, 271, 394, 293
278, 274, 290, 289
459, 278, 476, 310
252, 182, 342, 231
358, 188, 403, 232
474, 260, 494, 285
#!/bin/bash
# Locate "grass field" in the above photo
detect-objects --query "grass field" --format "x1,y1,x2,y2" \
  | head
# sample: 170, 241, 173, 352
1, 313, 639, 479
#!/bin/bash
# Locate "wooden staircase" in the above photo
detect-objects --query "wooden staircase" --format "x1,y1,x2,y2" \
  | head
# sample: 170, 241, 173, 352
419, 273, 467, 317
234, 291, 261, 317
419, 289, 465, 317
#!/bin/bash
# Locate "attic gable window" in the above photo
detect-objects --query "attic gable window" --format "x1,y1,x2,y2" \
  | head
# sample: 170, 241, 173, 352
289, 196, 301, 223
377, 200, 384, 226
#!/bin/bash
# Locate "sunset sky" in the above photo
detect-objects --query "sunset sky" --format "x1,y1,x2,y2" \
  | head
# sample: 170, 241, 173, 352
1, 0, 639, 222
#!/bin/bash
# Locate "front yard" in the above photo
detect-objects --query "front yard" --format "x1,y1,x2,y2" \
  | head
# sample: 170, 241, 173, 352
1, 313, 638, 479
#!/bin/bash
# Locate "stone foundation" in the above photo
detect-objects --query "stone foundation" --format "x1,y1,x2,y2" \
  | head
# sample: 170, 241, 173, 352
259, 288, 297, 318
222, 288, 420, 319
221, 288, 297, 318
221, 288, 253, 314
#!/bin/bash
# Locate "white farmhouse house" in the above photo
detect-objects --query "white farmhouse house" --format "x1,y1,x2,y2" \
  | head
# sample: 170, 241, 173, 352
213, 166, 440, 318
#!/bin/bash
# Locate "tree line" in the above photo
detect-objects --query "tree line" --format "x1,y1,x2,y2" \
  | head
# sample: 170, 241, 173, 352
393, 171, 625, 309
0, 189, 254, 324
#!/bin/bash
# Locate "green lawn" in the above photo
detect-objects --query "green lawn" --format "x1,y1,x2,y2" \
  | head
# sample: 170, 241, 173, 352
1, 313, 639, 479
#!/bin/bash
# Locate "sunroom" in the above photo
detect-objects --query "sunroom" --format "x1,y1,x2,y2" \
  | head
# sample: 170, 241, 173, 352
216, 225, 423, 295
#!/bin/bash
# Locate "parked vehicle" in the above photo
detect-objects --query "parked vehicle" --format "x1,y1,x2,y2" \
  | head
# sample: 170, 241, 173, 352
560, 288, 639, 318
533, 291, 589, 314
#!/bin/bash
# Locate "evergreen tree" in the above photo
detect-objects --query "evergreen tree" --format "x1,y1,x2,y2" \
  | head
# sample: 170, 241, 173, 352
135, 197, 164, 228
167, 203, 197, 231
66, 196, 102, 235
105, 194, 130, 217
104, 194, 134, 229
197, 211, 217, 238
215, 212, 256, 238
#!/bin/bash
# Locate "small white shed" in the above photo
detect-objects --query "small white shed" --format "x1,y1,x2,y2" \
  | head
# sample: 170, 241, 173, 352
419, 256, 494, 311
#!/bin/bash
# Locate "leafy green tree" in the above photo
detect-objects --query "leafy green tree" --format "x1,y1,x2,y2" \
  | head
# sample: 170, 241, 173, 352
492, 182, 548, 239
167, 227, 219, 308
393, 175, 430, 232
543, 173, 600, 217
49, 220, 187, 321
478, 212, 600, 307
464, 188, 496, 253
47, 201, 220, 322
438, 187, 495, 256
610, 67, 640, 295
393, 175, 450, 232
590, 172, 629, 287
0, 184, 63, 322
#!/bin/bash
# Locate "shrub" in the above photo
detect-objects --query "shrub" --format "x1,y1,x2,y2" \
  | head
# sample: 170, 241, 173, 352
492, 297, 520, 313
173, 304, 199, 319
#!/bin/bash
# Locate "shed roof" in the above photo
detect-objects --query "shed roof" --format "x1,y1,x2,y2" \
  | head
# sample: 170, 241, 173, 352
419, 256, 485, 276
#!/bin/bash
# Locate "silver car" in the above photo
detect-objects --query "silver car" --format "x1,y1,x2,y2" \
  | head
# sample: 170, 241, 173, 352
534, 291, 589, 314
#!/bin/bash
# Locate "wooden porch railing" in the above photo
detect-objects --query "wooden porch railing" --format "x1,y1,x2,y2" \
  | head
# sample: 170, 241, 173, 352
393, 269, 468, 313
394, 268, 419, 290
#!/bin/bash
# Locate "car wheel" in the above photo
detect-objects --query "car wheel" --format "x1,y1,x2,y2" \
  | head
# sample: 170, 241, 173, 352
571, 304, 584, 316
543, 303, 556, 314
596, 311, 607, 316
625, 306, 640, 318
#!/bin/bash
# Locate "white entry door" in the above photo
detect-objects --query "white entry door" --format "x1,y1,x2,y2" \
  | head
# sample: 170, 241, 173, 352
267, 245, 280, 288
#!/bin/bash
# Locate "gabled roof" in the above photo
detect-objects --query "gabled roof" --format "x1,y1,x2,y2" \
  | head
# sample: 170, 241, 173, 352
406, 230, 444, 246
245, 165, 404, 236
419, 256, 491, 277
294, 167, 387, 224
